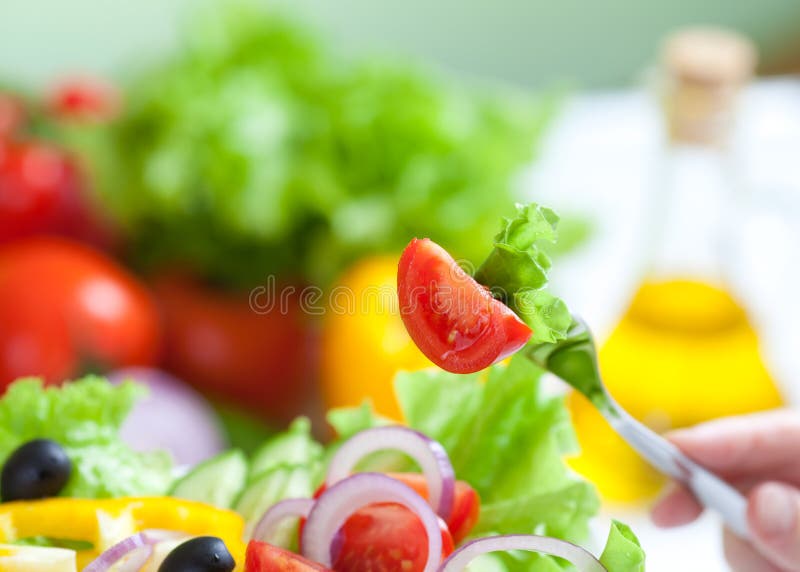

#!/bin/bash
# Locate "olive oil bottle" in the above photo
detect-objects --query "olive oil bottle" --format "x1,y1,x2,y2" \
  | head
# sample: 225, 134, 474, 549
568, 28, 784, 502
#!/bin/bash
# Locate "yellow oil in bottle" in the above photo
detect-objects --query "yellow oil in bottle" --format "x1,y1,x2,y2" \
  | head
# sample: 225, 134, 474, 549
568, 279, 783, 502
567, 28, 784, 503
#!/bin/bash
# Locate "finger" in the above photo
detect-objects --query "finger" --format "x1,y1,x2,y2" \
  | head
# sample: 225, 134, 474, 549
723, 529, 784, 572
668, 410, 800, 481
747, 482, 800, 571
651, 483, 703, 527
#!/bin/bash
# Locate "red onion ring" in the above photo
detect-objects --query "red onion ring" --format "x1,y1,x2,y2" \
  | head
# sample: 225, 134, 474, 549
327, 426, 455, 518
438, 535, 607, 572
252, 497, 315, 544
302, 473, 442, 572
83, 529, 188, 572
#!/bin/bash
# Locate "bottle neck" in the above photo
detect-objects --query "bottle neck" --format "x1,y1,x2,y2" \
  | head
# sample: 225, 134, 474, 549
644, 140, 737, 287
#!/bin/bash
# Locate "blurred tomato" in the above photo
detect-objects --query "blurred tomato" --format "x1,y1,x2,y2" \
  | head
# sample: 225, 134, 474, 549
0, 238, 161, 390
0, 139, 91, 243
0, 93, 26, 138
154, 274, 314, 423
50, 77, 120, 122
321, 256, 431, 420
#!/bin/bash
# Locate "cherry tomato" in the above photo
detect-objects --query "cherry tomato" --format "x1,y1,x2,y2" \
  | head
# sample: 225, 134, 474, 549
49, 77, 120, 122
0, 140, 91, 244
385, 473, 480, 544
245, 541, 331, 572
313, 472, 479, 546
397, 238, 531, 374
0, 238, 160, 389
154, 274, 314, 423
331, 503, 454, 572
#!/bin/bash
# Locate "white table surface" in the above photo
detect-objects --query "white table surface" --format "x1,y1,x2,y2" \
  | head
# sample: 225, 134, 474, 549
523, 78, 800, 571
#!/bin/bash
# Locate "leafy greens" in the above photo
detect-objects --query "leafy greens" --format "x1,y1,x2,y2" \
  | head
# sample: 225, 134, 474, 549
0, 377, 173, 498
474, 203, 572, 344
67, 0, 555, 288
328, 355, 646, 571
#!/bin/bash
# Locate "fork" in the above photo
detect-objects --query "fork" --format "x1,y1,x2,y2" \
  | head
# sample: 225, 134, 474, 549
525, 316, 750, 538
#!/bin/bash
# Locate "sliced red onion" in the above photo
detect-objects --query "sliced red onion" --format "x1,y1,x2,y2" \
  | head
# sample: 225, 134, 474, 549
83, 529, 188, 572
253, 497, 315, 544
438, 535, 607, 572
327, 426, 455, 518
108, 367, 226, 465
302, 473, 442, 572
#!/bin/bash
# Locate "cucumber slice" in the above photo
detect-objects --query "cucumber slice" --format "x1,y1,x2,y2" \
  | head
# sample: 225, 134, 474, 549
170, 449, 247, 509
235, 464, 314, 542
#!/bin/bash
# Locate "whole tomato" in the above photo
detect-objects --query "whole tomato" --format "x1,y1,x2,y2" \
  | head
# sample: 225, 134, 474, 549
154, 274, 315, 423
0, 140, 90, 244
49, 76, 121, 122
0, 238, 161, 390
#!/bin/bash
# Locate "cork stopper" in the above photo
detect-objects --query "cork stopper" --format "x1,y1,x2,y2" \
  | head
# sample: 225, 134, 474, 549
660, 27, 756, 146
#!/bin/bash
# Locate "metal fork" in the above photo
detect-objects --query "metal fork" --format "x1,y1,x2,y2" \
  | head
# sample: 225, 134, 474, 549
525, 316, 749, 538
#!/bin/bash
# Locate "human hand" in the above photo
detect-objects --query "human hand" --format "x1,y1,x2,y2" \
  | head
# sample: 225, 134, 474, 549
651, 410, 800, 571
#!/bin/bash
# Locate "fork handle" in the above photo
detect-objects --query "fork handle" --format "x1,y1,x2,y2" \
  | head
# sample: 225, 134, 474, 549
602, 404, 750, 539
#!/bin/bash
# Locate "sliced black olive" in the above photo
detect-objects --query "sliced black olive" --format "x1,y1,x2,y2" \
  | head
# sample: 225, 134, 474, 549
158, 536, 235, 572
1, 439, 71, 502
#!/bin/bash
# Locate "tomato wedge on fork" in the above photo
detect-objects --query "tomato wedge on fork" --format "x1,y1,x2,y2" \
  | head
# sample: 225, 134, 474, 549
397, 238, 531, 374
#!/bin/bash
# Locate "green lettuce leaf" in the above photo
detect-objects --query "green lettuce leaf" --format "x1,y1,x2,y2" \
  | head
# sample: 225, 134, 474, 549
394, 355, 598, 542
474, 203, 572, 343
599, 520, 646, 572
0, 377, 173, 498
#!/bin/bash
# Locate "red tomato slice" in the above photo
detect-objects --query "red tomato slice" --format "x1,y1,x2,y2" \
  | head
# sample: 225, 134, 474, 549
304, 481, 455, 572
331, 503, 454, 572
245, 541, 332, 572
385, 473, 480, 544
397, 238, 531, 374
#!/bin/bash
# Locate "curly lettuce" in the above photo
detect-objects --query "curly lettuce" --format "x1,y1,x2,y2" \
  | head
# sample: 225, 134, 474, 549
0, 377, 173, 498
474, 203, 572, 344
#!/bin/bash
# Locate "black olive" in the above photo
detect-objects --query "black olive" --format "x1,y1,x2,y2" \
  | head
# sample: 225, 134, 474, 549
158, 536, 235, 572
1, 439, 71, 502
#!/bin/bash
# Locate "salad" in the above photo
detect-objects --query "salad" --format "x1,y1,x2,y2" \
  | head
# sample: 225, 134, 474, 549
0, 203, 646, 571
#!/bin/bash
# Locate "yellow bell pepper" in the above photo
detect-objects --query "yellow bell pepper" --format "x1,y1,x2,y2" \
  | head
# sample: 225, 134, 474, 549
0, 497, 246, 570
0, 544, 77, 572
321, 256, 432, 419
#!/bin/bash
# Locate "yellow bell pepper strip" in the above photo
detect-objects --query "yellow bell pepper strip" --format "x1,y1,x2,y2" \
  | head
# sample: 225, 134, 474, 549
0, 543, 77, 572
0, 497, 246, 570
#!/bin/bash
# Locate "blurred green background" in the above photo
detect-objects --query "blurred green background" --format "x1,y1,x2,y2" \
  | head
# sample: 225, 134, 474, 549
2, 0, 799, 89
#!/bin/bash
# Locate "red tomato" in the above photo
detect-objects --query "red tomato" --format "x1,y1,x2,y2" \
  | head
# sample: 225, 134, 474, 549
0, 238, 160, 389
0, 140, 91, 244
397, 238, 531, 374
331, 503, 454, 572
313, 473, 479, 545
305, 481, 455, 572
245, 541, 332, 572
154, 274, 314, 423
50, 77, 120, 122
385, 473, 480, 544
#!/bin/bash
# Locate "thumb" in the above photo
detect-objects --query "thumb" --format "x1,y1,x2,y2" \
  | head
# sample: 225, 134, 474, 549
748, 482, 800, 571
